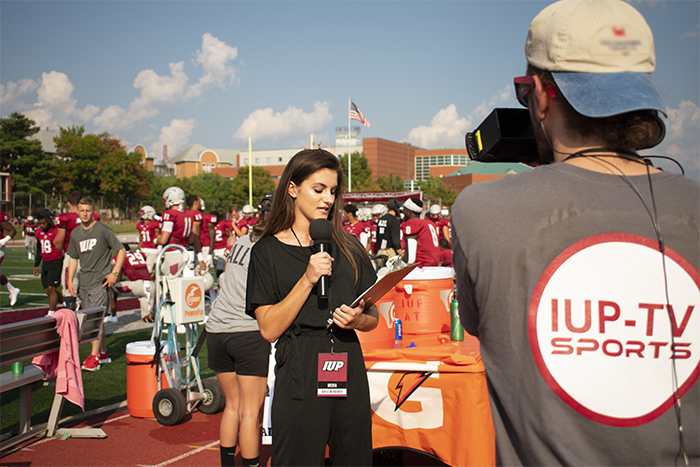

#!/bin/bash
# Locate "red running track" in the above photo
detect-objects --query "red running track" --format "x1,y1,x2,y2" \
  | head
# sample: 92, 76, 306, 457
1, 406, 445, 466
1, 407, 233, 467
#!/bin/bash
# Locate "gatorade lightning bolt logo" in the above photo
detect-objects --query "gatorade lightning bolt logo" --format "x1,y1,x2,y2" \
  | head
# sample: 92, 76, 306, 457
394, 371, 433, 411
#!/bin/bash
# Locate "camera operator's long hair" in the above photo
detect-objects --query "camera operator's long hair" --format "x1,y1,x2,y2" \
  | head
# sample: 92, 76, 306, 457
258, 148, 371, 283
527, 65, 664, 151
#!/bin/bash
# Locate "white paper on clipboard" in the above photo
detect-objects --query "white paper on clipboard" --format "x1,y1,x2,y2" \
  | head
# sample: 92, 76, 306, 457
351, 263, 420, 309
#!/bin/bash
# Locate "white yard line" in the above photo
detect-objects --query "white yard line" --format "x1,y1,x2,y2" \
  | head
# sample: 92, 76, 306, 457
137, 440, 220, 467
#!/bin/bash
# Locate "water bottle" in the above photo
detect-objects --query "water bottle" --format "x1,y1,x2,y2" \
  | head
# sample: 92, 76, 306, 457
450, 297, 464, 341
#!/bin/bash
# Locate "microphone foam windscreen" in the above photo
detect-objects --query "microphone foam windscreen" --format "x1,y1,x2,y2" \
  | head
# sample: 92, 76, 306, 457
309, 218, 333, 243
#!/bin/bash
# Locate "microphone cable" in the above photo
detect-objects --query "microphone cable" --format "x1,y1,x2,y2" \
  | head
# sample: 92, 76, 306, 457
563, 148, 689, 466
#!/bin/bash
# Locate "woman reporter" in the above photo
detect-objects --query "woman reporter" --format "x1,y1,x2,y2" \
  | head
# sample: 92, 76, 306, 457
246, 149, 378, 466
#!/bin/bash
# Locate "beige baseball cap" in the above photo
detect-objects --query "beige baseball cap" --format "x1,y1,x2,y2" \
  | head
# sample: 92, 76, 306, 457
525, 0, 665, 119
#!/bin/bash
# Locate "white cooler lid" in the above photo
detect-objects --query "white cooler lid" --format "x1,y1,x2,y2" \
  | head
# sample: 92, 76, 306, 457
404, 266, 454, 281
126, 340, 156, 356
126, 340, 180, 355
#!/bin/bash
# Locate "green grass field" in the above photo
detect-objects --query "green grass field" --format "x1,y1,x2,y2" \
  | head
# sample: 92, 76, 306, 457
0, 245, 50, 309
1, 221, 139, 309
1, 326, 216, 435
1, 226, 221, 436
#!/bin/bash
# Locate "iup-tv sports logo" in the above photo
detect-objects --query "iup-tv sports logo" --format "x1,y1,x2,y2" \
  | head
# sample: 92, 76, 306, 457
528, 234, 700, 427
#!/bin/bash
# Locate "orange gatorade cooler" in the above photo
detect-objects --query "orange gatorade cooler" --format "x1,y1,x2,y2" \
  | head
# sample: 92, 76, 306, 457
357, 288, 396, 351
393, 266, 454, 335
126, 340, 171, 418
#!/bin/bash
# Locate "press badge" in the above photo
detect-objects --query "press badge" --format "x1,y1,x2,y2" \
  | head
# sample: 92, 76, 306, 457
318, 353, 348, 397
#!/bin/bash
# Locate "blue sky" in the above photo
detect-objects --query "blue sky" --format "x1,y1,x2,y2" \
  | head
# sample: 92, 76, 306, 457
2, 1, 698, 182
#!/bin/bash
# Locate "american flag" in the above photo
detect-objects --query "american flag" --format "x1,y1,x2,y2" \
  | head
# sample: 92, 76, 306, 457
350, 101, 371, 128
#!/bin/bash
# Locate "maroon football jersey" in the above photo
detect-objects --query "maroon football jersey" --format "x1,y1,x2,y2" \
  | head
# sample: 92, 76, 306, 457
112, 251, 152, 281
36, 227, 63, 261
54, 212, 81, 252
401, 217, 441, 267
199, 213, 217, 248
23, 222, 37, 237
162, 208, 192, 247
213, 220, 231, 249
137, 220, 162, 247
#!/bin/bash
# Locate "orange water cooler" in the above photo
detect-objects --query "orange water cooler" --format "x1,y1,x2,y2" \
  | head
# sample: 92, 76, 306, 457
357, 288, 396, 351
126, 340, 173, 418
392, 266, 454, 335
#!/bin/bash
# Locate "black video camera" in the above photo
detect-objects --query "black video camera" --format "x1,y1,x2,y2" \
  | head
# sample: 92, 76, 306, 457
465, 108, 541, 164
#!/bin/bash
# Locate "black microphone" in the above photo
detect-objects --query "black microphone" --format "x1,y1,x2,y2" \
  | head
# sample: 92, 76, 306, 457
309, 218, 333, 299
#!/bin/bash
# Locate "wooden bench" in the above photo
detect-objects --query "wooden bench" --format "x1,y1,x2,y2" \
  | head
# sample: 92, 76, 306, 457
0, 307, 106, 451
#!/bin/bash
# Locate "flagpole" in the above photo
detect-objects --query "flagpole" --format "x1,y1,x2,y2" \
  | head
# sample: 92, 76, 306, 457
348, 97, 352, 192
248, 137, 252, 206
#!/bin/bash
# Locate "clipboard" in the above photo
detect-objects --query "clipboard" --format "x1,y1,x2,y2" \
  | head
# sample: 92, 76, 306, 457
351, 263, 420, 309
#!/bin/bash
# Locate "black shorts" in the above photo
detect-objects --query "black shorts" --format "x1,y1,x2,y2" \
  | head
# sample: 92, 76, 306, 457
207, 330, 271, 376
41, 257, 63, 289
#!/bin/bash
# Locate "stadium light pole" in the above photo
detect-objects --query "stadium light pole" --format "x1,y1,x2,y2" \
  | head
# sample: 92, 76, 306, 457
248, 137, 253, 206
348, 97, 352, 193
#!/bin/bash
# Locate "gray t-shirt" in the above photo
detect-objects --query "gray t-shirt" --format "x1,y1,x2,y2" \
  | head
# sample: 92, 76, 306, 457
452, 163, 699, 466
206, 234, 259, 333
67, 221, 124, 290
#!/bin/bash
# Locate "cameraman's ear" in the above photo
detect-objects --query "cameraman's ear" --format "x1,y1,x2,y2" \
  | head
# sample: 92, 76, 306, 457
532, 75, 550, 121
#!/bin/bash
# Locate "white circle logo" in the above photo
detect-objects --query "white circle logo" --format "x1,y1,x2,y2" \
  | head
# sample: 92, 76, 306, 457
528, 234, 700, 426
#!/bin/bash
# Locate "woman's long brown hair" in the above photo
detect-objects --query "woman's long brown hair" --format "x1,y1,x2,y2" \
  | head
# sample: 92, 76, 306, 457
257, 148, 371, 283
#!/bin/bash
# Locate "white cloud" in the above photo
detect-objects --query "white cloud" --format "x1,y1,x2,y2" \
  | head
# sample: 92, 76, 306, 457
149, 118, 198, 160
642, 100, 700, 182
93, 105, 128, 130
0, 78, 39, 109
187, 33, 239, 99
3, 33, 238, 135
94, 33, 239, 132
407, 84, 513, 149
474, 84, 513, 120
24, 71, 99, 129
133, 62, 190, 110
407, 104, 473, 149
35, 71, 73, 107
95, 61, 190, 132
233, 101, 333, 143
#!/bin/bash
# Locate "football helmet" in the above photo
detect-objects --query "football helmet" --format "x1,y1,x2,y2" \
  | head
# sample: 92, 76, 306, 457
138, 205, 156, 220
372, 204, 387, 216
162, 187, 185, 209
357, 208, 372, 222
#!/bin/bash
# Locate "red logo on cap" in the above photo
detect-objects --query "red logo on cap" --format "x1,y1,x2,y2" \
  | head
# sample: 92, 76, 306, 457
612, 27, 626, 36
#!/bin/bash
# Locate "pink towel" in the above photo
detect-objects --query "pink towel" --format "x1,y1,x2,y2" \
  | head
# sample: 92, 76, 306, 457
32, 308, 85, 410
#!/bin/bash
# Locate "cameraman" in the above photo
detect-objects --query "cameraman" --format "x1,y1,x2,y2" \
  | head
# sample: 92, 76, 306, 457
452, 0, 699, 465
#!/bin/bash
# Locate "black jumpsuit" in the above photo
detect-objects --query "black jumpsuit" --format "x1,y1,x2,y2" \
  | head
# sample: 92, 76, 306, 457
246, 235, 377, 466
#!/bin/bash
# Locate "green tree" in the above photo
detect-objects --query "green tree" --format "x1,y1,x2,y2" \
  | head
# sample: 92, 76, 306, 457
53, 126, 151, 206
418, 176, 457, 208
0, 112, 56, 195
187, 173, 235, 211
148, 175, 187, 206
230, 166, 275, 206
339, 152, 373, 191
99, 140, 151, 202
54, 127, 105, 197
375, 173, 405, 192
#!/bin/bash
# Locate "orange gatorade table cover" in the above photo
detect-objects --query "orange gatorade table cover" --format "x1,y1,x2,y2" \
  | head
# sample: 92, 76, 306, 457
363, 334, 495, 467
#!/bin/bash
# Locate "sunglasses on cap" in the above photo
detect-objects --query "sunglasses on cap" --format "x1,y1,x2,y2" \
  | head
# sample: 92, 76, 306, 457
514, 76, 557, 108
